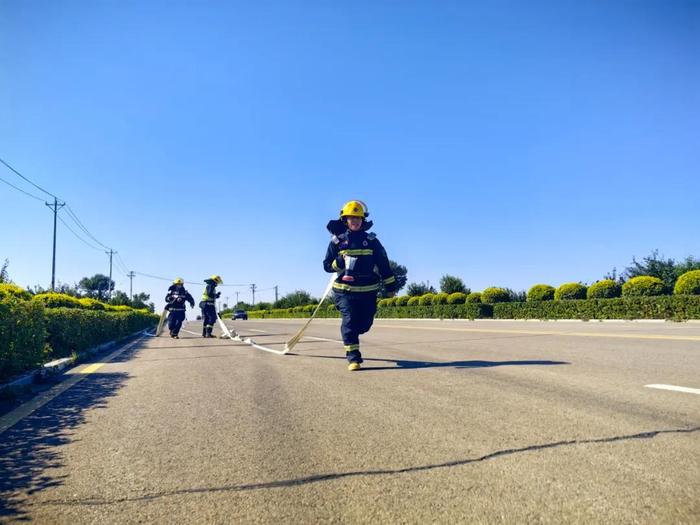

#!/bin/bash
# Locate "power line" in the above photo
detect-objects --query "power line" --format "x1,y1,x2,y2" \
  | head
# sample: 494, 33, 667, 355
64, 205, 112, 250
57, 215, 104, 251
0, 156, 60, 200
0, 173, 45, 202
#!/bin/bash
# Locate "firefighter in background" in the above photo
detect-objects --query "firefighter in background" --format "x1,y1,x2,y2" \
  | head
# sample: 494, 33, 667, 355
323, 200, 398, 371
165, 278, 195, 338
200, 274, 223, 337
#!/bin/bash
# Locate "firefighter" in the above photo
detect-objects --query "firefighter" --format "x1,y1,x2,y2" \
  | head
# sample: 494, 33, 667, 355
165, 278, 195, 338
323, 200, 398, 371
200, 275, 223, 337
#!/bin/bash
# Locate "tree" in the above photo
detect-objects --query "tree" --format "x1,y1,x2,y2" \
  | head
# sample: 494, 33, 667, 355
79, 274, 114, 300
0, 259, 9, 283
625, 250, 700, 289
274, 290, 317, 309
378, 260, 408, 298
439, 274, 468, 294
406, 281, 436, 296
131, 292, 155, 312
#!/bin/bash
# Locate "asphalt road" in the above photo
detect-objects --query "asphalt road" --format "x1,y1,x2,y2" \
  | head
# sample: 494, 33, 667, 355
1, 318, 699, 524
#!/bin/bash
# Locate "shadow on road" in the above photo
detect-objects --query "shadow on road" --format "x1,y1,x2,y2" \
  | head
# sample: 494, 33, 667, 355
294, 354, 569, 371
0, 372, 130, 520
35, 425, 700, 507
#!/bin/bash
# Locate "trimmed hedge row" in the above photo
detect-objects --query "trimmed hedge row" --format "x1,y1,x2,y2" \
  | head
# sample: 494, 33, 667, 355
248, 303, 493, 320
0, 295, 48, 381
1, 286, 158, 382
44, 308, 158, 358
493, 296, 700, 321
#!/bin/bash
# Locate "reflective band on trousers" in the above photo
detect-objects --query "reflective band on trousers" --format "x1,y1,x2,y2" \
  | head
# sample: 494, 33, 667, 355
332, 282, 380, 292
339, 249, 373, 256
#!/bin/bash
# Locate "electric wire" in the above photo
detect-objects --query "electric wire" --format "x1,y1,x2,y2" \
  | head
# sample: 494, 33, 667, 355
0, 156, 61, 200
57, 215, 104, 251
0, 173, 46, 202
64, 205, 112, 250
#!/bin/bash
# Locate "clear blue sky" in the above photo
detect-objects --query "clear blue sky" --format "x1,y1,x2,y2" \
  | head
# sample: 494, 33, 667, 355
1, 1, 698, 311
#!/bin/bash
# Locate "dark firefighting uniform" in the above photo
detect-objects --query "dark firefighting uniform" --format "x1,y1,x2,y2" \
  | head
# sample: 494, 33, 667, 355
323, 224, 397, 364
165, 285, 195, 336
200, 279, 220, 337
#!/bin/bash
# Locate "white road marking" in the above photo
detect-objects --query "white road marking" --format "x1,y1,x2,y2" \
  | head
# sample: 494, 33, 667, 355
247, 328, 269, 333
180, 329, 201, 336
645, 384, 700, 395
304, 335, 344, 345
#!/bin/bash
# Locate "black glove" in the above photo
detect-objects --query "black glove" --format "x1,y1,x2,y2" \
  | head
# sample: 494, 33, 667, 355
216, 292, 221, 298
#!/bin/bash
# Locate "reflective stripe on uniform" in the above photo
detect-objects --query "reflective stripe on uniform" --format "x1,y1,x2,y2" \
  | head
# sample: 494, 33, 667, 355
339, 249, 373, 256
332, 259, 341, 271
332, 282, 380, 293
344, 344, 360, 352
382, 276, 396, 285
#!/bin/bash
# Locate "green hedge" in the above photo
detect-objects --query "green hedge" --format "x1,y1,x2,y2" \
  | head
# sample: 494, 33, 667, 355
247, 303, 493, 320
466, 292, 482, 303
447, 292, 467, 304
527, 284, 555, 301
0, 295, 48, 381
587, 280, 621, 299
44, 308, 158, 358
555, 282, 587, 301
622, 276, 666, 297
482, 287, 510, 304
493, 296, 700, 320
0, 283, 33, 301
375, 304, 493, 319
674, 270, 700, 295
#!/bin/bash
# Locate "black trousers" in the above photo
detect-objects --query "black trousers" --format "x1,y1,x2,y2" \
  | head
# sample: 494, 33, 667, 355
201, 303, 217, 334
167, 309, 185, 335
335, 292, 377, 363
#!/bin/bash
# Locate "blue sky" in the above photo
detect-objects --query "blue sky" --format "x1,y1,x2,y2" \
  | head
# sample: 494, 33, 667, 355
1, 1, 698, 311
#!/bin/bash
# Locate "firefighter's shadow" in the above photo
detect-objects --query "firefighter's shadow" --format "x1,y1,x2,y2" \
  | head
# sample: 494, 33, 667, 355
300, 354, 569, 371
0, 372, 129, 520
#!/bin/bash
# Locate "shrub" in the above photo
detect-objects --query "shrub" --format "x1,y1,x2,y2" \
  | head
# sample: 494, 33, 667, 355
44, 309, 158, 358
587, 279, 622, 299
303, 304, 316, 312
32, 293, 83, 309
326, 303, 337, 311
395, 296, 410, 306
384, 297, 398, 306
622, 276, 666, 297
527, 284, 555, 302
555, 283, 587, 301
433, 292, 449, 305
466, 292, 482, 303
375, 303, 493, 320
418, 293, 435, 306
446, 292, 467, 305
407, 296, 420, 306
79, 298, 106, 310
439, 275, 468, 294
481, 287, 510, 304
493, 296, 700, 321
377, 299, 390, 307
0, 295, 47, 381
674, 270, 700, 295
0, 283, 32, 301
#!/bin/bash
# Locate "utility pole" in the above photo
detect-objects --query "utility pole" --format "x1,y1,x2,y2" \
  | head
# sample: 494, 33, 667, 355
45, 197, 65, 290
250, 283, 257, 305
128, 271, 135, 300
235, 291, 240, 306
106, 249, 116, 299
274, 285, 278, 303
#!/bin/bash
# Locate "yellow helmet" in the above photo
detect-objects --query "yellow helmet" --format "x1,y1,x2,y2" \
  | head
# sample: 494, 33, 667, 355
340, 200, 369, 219
173, 277, 184, 285
210, 274, 223, 285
